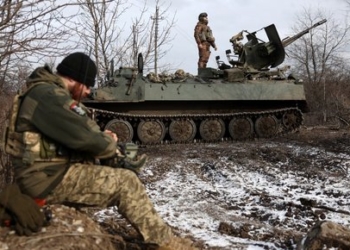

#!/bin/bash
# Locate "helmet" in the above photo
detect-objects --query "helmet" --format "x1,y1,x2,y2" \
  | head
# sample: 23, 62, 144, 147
198, 12, 208, 21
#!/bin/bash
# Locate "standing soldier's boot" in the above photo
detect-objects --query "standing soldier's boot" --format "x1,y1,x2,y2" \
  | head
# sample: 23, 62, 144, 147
158, 236, 198, 250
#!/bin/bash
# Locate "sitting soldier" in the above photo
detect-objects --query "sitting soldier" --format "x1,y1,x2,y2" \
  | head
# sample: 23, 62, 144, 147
2, 52, 198, 250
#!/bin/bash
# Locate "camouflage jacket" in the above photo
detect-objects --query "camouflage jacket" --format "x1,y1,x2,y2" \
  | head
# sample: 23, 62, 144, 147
9, 65, 116, 198
194, 22, 216, 47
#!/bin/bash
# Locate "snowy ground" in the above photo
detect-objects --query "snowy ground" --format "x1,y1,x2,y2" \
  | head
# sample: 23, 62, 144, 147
95, 126, 350, 249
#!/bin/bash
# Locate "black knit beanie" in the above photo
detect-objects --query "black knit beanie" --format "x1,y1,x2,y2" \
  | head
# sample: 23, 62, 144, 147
56, 52, 97, 87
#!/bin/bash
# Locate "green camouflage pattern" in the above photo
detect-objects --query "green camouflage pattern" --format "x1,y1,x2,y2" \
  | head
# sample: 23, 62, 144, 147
11, 66, 116, 197
46, 163, 173, 245
7, 65, 173, 245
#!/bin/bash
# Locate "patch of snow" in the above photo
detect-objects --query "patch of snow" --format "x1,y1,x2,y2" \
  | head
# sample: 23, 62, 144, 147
96, 139, 350, 249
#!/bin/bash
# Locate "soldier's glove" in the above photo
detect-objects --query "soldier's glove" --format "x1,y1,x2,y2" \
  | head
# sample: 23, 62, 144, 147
102, 143, 148, 174
0, 184, 45, 236
116, 152, 148, 174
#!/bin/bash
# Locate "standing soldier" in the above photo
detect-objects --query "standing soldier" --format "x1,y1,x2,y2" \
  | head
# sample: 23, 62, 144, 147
194, 12, 217, 68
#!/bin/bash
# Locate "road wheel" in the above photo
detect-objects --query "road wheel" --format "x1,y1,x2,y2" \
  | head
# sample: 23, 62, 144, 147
199, 119, 225, 141
254, 115, 279, 138
105, 119, 133, 142
228, 117, 254, 140
169, 119, 197, 143
137, 120, 166, 144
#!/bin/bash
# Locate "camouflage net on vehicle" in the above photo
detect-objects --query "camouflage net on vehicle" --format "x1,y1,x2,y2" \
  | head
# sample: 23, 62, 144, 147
146, 70, 194, 83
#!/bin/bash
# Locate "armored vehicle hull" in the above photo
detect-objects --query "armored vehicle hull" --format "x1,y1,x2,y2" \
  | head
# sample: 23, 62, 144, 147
84, 72, 306, 145
83, 21, 326, 145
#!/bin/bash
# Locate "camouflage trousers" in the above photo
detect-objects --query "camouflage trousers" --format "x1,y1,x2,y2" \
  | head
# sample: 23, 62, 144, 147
46, 163, 173, 245
198, 43, 211, 68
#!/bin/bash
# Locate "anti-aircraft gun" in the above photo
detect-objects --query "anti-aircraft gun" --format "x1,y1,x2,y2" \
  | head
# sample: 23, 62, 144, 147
83, 20, 327, 146
213, 19, 327, 82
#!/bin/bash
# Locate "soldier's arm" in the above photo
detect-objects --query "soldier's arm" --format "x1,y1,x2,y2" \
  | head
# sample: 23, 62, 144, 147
18, 84, 116, 159
207, 26, 217, 49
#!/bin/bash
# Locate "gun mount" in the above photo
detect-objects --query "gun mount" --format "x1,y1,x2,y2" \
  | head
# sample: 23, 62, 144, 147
216, 19, 327, 75
83, 20, 327, 146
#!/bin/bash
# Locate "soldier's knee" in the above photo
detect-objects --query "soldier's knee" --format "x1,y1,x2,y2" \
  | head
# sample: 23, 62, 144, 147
116, 168, 143, 190
119, 168, 138, 179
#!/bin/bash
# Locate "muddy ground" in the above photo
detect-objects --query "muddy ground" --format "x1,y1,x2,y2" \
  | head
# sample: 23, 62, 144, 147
1, 125, 350, 250
133, 127, 350, 249
99, 125, 350, 249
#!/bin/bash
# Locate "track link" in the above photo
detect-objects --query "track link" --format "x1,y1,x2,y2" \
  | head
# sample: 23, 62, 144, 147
89, 107, 303, 146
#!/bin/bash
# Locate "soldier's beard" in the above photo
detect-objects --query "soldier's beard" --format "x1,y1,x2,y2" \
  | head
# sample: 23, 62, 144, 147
203, 20, 208, 25
71, 83, 84, 101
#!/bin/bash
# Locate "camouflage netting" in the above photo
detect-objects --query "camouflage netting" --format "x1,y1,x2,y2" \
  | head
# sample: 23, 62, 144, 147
146, 70, 194, 83
0, 205, 117, 250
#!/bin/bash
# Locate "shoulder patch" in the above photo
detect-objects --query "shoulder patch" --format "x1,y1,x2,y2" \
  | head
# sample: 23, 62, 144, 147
69, 101, 86, 116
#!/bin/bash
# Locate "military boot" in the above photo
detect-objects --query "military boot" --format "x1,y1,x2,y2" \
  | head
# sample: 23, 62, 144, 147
157, 236, 198, 250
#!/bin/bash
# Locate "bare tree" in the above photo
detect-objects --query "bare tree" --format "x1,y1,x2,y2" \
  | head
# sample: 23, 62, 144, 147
285, 7, 350, 124
128, 0, 176, 74
75, 0, 176, 83
0, 1, 82, 87
0, 0, 84, 137
75, 0, 130, 82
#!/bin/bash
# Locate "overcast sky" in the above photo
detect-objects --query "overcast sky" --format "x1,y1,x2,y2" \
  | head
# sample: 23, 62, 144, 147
128, 0, 348, 75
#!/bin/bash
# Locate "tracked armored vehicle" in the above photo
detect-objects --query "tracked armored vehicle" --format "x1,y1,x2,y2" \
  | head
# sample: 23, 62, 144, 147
83, 20, 326, 145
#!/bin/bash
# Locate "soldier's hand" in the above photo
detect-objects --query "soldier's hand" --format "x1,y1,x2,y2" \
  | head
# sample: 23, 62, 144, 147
115, 143, 148, 174
122, 154, 148, 174
102, 143, 148, 174
111, 152, 148, 174
105, 130, 118, 142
